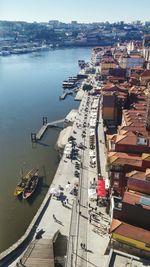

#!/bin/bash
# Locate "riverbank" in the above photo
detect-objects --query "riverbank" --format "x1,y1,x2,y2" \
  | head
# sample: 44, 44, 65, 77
5, 96, 84, 266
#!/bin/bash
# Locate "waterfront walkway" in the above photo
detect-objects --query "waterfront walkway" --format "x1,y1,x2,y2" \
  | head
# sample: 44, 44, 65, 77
8, 91, 110, 267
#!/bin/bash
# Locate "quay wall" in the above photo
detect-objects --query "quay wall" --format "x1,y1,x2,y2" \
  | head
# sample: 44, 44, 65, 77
0, 190, 51, 266
0, 115, 74, 265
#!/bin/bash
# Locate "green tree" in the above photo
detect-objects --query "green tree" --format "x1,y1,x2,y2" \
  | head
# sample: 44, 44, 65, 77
83, 84, 93, 91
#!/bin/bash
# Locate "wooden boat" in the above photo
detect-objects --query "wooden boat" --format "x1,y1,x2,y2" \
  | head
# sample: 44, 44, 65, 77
14, 169, 38, 197
22, 170, 39, 199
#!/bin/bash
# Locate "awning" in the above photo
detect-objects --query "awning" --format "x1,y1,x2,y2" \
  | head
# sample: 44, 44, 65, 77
97, 180, 106, 197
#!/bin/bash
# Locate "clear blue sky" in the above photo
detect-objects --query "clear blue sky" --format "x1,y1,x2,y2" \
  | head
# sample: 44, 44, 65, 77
0, 0, 150, 23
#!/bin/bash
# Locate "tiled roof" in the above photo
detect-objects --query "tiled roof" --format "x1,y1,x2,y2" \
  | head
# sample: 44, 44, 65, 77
141, 70, 150, 77
126, 170, 145, 180
110, 219, 150, 244
142, 153, 150, 161
119, 125, 147, 133
123, 191, 150, 210
115, 135, 150, 146
108, 152, 142, 167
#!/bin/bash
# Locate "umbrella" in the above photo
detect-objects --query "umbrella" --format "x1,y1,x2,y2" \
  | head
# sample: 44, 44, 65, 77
49, 187, 61, 196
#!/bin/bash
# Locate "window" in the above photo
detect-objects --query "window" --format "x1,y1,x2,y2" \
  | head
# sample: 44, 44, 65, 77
114, 172, 120, 179
114, 181, 119, 187
137, 137, 147, 145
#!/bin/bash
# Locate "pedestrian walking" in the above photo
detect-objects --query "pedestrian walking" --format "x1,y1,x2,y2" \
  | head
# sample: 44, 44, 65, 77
80, 243, 83, 249
83, 243, 86, 250
66, 198, 69, 204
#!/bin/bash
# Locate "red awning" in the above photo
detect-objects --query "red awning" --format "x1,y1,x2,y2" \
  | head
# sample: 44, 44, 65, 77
97, 180, 106, 197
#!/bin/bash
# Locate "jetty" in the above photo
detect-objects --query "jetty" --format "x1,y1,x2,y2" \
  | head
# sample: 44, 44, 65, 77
31, 117, 65, 142
59, 91, 73, 100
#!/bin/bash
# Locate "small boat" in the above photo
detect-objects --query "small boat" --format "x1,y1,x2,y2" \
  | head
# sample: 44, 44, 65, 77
78, 60, 85, 68
14, 169, 38, 197
22, 170, 39, 199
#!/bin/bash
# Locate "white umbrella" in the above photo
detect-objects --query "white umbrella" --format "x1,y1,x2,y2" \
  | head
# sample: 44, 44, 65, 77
49, 187, 61, 196
88, 189, 97, 200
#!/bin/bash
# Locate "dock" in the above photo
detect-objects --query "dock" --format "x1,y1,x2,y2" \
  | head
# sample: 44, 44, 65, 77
59, 91, 73, 100
31, 119, 65, 142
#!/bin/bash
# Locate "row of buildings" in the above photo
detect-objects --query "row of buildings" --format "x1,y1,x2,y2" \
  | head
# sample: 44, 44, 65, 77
92, 39, 150, 259
0, 20, 150, 55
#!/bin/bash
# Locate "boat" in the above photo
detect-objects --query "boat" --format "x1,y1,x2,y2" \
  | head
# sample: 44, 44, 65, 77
14, 169, 38, 197
78, 60, 85, 68
22, 169, 39, 199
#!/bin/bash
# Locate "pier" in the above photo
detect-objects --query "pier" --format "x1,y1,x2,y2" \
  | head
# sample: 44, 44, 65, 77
59, 91, 73, 100
31, 117, 65, 142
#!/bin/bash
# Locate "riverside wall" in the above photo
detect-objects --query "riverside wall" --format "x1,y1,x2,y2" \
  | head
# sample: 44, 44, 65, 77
0, 184, 51, 266
0, 112, 77, 266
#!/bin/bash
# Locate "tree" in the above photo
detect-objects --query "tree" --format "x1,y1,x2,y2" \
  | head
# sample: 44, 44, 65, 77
83, 84, 93, 91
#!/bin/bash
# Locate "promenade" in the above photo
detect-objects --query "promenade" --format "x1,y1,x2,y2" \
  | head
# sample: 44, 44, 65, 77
8, 87, 110, 267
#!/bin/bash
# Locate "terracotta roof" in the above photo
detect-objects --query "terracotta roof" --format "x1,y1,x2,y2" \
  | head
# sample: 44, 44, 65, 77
126, 170, 145, 180
110, 219, 122, 233
110, 219, 150, 244
119, 125, 147, 133
123, 191, 150, 210
118, 130, 149, 137
102, 84, 128, 93
116, 135, 127, 143
145, 169, 150, 177
141, 70, 150, 77
108, 152, 141, 160
142, 153, 150, 161
115, 135, 150, 147
108, 152, 142, 167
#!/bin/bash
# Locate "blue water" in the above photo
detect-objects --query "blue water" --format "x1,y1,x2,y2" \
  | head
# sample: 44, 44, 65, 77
0, 48, 91, 252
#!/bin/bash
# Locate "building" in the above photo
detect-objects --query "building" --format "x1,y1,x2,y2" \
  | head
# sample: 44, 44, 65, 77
110, 219, 150, 255
113, 191, 150, 230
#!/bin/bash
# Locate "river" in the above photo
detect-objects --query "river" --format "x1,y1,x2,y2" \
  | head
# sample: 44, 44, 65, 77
0, 47, 91, 253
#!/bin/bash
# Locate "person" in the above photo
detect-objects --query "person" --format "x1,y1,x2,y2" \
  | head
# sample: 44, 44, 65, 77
80, 243, 83, 249
83, 243, 86, 250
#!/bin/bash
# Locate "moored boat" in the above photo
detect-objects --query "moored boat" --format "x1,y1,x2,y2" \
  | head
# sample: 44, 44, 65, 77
22, 170, 39, 199
14, 168, 38, 197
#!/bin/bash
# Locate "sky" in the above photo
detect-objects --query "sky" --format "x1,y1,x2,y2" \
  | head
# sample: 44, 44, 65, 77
0, 0, 150, 23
